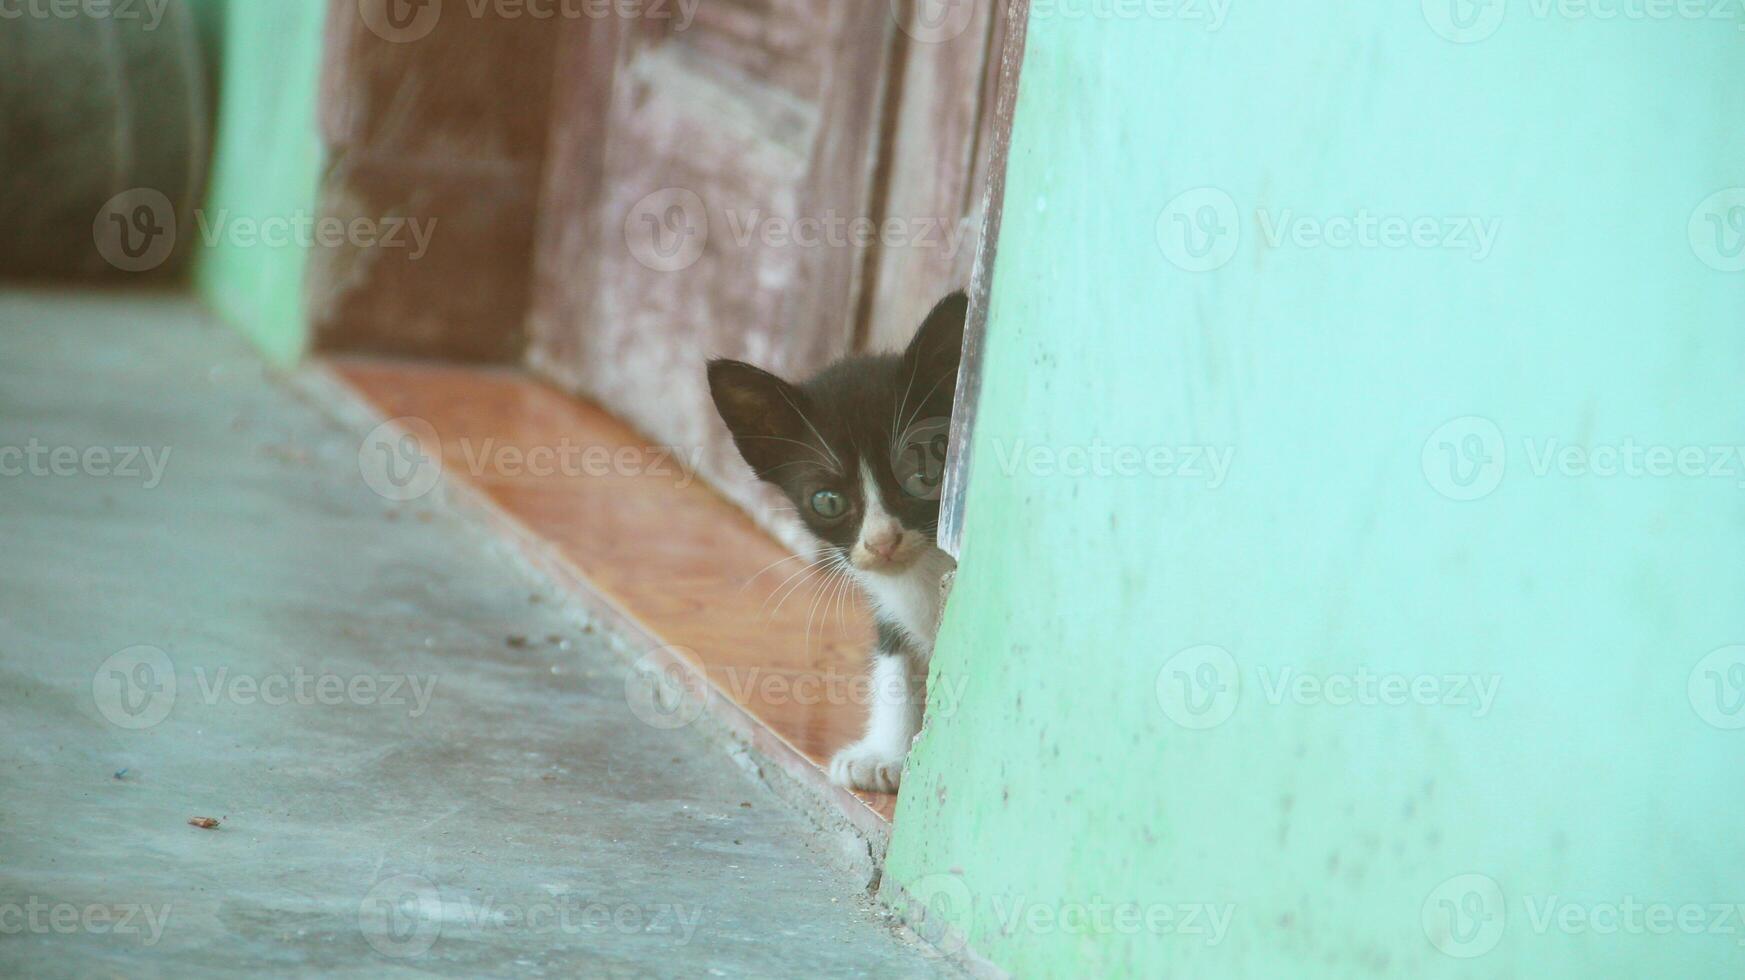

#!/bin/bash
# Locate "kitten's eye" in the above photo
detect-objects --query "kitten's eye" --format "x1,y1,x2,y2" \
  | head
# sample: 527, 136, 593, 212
810, 489, 849, 519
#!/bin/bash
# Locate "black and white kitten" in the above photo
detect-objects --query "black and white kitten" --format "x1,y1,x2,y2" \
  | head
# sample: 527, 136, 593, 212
707, 292, 966, 793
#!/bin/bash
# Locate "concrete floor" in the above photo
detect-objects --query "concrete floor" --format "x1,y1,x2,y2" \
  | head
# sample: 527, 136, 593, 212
0, 291, 950, 978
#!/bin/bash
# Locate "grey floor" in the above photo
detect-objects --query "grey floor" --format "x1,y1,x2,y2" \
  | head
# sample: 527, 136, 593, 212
0, 290, 949, 979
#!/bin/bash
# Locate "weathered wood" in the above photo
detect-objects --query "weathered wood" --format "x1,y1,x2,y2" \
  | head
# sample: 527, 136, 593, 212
938, 0, 1030, 558
309, 0, 557, 362
525, 4, 896, 547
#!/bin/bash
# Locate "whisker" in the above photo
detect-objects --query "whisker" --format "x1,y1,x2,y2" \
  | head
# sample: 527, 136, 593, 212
892, 352, 923, 445
775, 388, 845, 474
760, 554, 834, 615
769, 556, 837, 619
899, 370, 952, 443
737, 551, 807, 593
738, 434, 837, 469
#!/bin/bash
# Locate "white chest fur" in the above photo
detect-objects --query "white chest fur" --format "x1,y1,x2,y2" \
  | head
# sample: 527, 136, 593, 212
852, 547, 955, 662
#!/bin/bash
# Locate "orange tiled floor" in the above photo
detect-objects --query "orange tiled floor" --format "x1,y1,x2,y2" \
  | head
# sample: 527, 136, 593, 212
334, 360, 896, 827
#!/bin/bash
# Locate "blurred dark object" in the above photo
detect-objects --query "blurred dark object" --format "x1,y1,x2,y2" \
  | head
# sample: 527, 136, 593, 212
0, 1, 212, 281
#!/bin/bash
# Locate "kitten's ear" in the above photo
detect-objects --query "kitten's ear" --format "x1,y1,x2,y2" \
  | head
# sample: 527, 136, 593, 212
707, 359, 818, 480
903, 290, 968, 392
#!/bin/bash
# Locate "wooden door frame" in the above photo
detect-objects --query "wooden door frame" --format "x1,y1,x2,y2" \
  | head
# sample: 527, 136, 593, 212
938, 0, 1030, 558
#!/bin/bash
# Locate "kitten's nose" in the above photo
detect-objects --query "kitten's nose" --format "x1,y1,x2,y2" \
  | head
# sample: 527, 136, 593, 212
863, 529, 901, 561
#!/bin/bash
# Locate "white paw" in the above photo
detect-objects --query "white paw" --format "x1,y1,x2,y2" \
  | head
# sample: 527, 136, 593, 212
828, 741, 906, 793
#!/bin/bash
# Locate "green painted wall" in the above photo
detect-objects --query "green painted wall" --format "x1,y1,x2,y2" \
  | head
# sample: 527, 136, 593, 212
191, 0, 327, 364
888, 6, 1745, 977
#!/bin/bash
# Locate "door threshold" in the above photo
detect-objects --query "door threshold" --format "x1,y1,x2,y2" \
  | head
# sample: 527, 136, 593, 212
311, 358, 897, 855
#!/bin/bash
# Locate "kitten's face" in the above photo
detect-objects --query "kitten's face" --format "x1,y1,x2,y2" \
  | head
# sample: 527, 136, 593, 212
708, 292, 966, 575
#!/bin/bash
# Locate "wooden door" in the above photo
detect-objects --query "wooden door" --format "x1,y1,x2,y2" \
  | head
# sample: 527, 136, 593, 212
527, 1, 1021, 542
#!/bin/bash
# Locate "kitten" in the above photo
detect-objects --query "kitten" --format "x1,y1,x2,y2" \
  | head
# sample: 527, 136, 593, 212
707, 291, 966, 793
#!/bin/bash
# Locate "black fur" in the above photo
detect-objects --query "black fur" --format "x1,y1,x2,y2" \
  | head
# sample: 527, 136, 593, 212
707, 291, 968, 555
